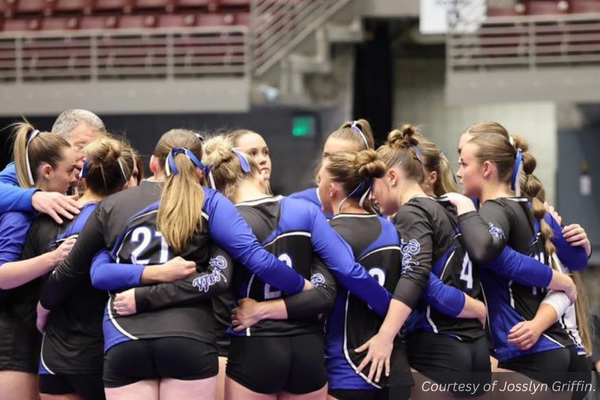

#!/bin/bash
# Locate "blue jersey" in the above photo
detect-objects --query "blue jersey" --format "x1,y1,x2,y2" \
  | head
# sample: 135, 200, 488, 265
289, 187, 334, 220
0, 162, 36, 214
325, 214, 401, 390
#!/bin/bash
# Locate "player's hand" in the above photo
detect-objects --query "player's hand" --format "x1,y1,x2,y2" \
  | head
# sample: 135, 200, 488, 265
50, 238, 76, 266
508, 320, 542, 350
158, 257, 196, 282
440, 192, 476, 215
355, 331, 394, 384
36, 302, 50, 333
563, 224, 591, 256
303, 278, 313, 291
114, 289, 137, 316
232, 298, 265, 331
543, 202, 562, 225
32, 192, 80, 224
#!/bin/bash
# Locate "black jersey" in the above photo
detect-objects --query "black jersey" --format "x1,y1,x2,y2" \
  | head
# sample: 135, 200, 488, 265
395, 196, 483, 341
459, 197, 573, 361
39, 203, 108, 375
230, 196, 329, 337
103, 201, 218, 352
0, 212, 57, 372
325, 214, 402, 390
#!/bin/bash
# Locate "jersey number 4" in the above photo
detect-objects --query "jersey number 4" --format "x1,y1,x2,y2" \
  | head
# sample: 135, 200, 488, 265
264, 254, 292, 300
460, 253, 474, 290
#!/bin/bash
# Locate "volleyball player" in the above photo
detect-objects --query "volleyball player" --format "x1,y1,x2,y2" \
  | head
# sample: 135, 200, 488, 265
290, 119, 375, 219
0, 122, 77, 400
37, 137, 135, 400
448, 132, 582, 390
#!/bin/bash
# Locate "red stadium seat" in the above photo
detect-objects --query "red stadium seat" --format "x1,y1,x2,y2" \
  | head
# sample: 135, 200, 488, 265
158, 13, 195, 27
176, 0, 213, 9
95, 0, 133, 13
41, 16, 79, 30
54, 0, 93, 14
527, 1, 568, 15
135, 0, 176, 12
80, 15, 117, 29
119, 14, 157, 28
3, 18, 41, 31
196, 12, 230, 26
570, 1, 600, 13
14, 0, 51, 15
220, 0, 250, 7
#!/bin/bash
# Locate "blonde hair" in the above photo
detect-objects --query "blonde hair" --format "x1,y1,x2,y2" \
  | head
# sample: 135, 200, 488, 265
155, 129, 205, 254
464, 121, 510, 140
376, 124, 426, 184
328, 119, 375, 151
202, 135, 261, 200
82, 137, 131, 196
12, 121, 71, 188
326, 149, 386, 213
121, 144, 143, 185
410, 129, 459, 196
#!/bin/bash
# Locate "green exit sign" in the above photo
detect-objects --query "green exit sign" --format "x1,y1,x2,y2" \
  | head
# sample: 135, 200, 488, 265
292, 115, 316, 138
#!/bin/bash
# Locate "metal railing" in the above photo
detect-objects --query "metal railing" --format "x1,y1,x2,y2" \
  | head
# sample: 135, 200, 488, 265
448, 8, 600, 72
251, 0, 351, 77
0, 26, 249, 82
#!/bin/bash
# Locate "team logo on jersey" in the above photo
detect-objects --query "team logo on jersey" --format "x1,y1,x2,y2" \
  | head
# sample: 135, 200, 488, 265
311, 273, 326, 288
192, 255, 228, 292
400, 239, 421, 275
487, 223, 505, 239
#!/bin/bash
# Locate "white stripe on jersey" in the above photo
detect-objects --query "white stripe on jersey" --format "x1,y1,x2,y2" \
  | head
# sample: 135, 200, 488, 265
342, 292, 382, 389
360, 246, 402, 260
107, 297, 139, 341
40, 334, 56, 375
244, 231, 311, 337
236, 195, 284, 207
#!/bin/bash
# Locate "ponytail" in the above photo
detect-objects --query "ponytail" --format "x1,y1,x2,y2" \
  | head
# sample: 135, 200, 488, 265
154, 129, 205, 254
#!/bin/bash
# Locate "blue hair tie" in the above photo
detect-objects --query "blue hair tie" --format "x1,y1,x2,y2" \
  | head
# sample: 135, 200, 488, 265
165, 147, 207, 177
511, 148, 524, 195
413, 145, 424, 165
232, 150, 252, 174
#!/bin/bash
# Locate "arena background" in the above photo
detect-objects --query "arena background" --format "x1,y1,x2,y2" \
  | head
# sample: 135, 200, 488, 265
0, 0, 598, 295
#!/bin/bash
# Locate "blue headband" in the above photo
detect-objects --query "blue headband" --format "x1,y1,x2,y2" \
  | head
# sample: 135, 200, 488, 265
511, 148, 524, 195
80, 158, 128, 182
350, 121, 370, 149
413, 145, 424, 165
232, 150, 252, 174
165, 147, 207, 177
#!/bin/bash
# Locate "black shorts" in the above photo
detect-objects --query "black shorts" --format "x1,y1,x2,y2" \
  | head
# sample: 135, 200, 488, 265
329, 386, 412, 400
498, 347, 571, 387
568, 350, 592, 400
103, 337, 218, 388
39, 374, 105, 400
407, 332, 491, 397
226, 332, 327, 394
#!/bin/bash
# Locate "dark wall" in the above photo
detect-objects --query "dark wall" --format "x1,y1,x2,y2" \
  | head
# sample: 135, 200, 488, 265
0, 106, 327, 195
557, 127, 600, 258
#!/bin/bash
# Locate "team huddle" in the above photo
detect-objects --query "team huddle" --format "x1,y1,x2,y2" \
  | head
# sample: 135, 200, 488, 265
0, 110, 593, 400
